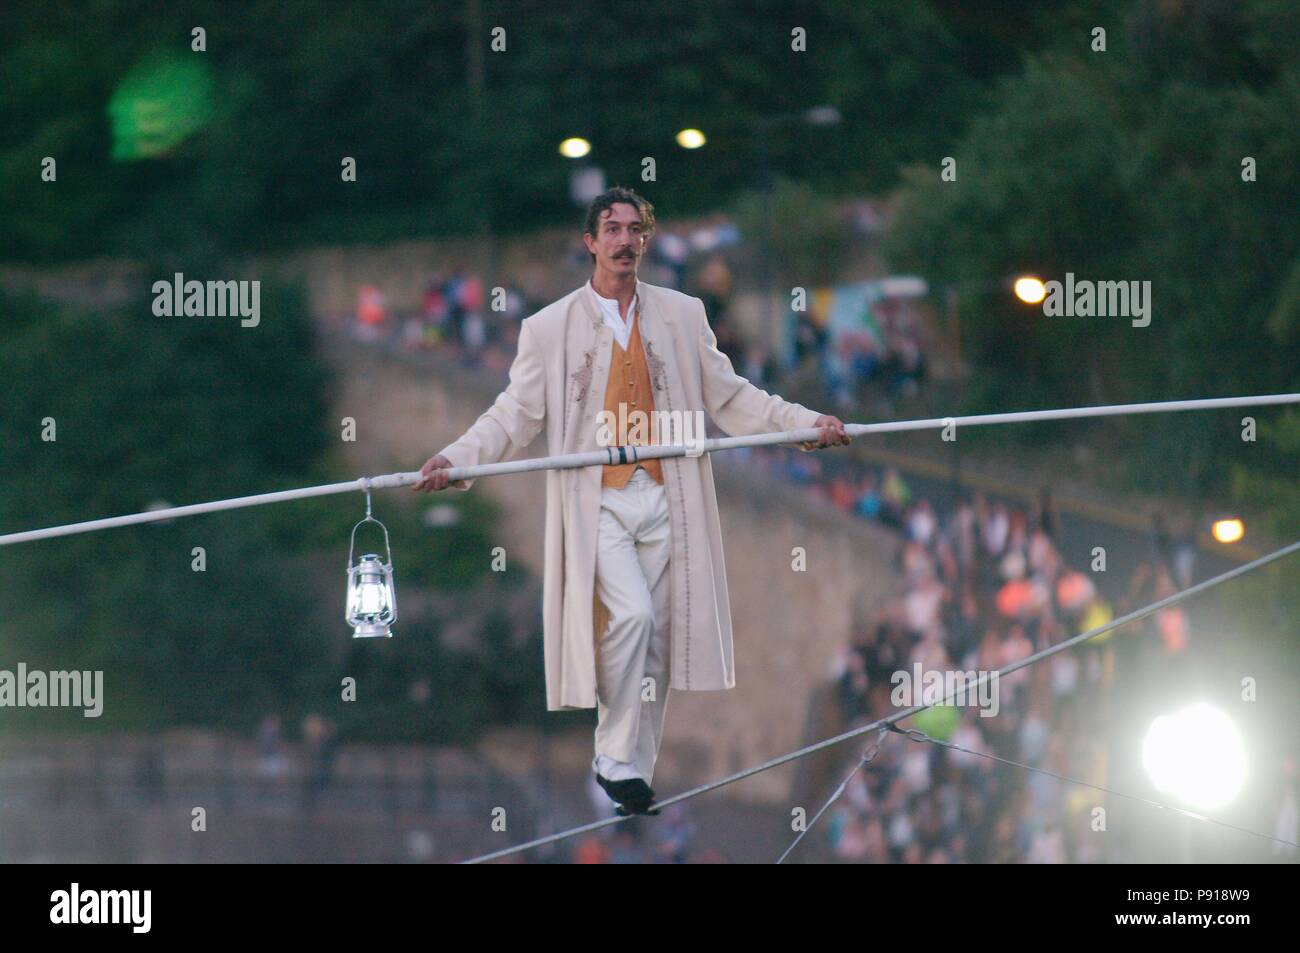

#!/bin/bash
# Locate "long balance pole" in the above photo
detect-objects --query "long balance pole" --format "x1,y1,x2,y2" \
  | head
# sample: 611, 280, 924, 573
1, 393, 1295, 547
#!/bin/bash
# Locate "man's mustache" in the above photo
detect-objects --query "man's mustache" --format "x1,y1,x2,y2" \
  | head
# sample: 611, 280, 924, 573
614, 249, 636, 258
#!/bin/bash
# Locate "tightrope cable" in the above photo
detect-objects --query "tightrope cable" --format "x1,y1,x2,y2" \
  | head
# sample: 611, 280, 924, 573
775, 728, 890, 864
3, 393, 1295, 546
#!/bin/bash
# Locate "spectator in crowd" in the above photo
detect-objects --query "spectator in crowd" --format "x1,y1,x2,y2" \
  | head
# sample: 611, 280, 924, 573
878, 468, 911, 527
694, 253, 739, 364
573, 834, 612, 864
652, 804, 697, 863
653, 226, 689, 289
256, 713, 290, 797
355, 283, 388, 341
300, 713, 338, 810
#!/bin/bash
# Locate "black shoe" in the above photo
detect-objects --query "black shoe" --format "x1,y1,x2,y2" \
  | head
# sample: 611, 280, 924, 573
596, 773, 660, 816
614, 801, 661, 817
616, 799, 662, 817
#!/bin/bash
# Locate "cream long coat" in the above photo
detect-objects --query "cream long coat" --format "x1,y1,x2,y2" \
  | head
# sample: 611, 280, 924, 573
438, 280, 822, 711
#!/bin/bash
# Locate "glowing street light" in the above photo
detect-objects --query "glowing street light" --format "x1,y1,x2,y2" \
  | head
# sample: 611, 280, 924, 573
559, 137, 591, 159
675, 128, 706, 149
1211, 518, 1245, 544
1013, 275, 1047, 305
1142, 703, 1246, 811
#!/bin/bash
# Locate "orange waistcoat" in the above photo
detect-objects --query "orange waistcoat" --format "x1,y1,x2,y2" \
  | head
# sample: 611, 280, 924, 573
601, 311, 664, 488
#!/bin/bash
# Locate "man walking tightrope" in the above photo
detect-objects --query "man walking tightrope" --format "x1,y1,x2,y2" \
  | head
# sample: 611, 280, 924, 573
416, 187, 848, 815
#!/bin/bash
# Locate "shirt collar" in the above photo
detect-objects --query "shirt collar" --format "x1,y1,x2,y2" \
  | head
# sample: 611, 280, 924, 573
588, 278, 639, 323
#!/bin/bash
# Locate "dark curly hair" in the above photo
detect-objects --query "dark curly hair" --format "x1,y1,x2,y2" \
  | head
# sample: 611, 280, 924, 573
583, 187, 656, 263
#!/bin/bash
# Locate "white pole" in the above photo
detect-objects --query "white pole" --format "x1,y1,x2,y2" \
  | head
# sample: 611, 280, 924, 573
1, 393, 1295, 546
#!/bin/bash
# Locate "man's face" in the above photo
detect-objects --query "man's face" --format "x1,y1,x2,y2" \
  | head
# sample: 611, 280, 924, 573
585, 203, 647, 276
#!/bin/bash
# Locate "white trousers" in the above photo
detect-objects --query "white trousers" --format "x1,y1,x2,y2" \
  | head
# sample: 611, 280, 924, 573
591, 466, 672, 784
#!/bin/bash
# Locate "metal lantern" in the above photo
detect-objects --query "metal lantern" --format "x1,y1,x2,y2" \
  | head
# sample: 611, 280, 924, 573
346, 481, 397, 638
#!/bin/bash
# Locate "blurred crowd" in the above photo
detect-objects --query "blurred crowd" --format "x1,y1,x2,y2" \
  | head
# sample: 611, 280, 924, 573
345, 216, 750, 381
794, 292, 928, 413
565, 801, 721, 864
345, 207, 931, 417
351, 266, 532, 378
732, 440, 1215, 862
823, 480, 1116, 863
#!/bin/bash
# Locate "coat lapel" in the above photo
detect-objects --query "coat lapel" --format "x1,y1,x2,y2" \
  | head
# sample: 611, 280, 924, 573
564, 288, 611, 456
632, 284, 679, 407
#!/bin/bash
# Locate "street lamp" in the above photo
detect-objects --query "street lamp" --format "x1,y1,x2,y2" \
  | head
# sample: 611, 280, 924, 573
675, 128, 706, 149
558, 137, 591, 158
1013, 275, 1047, 305
1211, 517, 1245, 544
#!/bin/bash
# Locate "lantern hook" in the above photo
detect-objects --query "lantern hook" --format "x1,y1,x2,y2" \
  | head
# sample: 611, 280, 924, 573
348, 476, 393, 569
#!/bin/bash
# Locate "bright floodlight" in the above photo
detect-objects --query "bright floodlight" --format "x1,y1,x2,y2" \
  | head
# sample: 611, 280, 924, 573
559, 137, 591, 159
675, 128, 706, 149
1142, 703, 1246, 811
1014, 275, 1047, 304
1212, 518, 1245, 544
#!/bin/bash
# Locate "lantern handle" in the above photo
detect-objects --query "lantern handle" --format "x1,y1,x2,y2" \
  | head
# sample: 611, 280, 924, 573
348, 477, 393, 569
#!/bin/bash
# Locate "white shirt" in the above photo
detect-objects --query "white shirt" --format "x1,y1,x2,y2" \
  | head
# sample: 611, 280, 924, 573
588, 279, 639, 351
